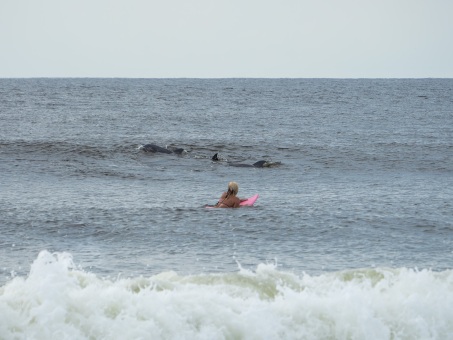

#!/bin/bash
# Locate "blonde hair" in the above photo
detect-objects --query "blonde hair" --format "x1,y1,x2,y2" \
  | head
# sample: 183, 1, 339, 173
228, 181, 239, 195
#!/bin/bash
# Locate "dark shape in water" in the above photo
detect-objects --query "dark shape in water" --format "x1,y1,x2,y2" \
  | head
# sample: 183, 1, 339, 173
142, 144, 186, 154
211, 153, 281, 168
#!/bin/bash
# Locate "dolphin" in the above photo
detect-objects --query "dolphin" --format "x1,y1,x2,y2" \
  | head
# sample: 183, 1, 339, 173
141, 144, 186, 154
229, 160, 281, 168
211, 153, 281, 168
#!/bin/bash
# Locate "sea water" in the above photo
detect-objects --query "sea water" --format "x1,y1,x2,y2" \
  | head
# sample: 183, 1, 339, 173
1, 79, 453, 339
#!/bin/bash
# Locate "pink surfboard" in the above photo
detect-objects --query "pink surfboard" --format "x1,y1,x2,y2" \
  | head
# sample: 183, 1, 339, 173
239, 194, 259, 206
206, 194, 259, 208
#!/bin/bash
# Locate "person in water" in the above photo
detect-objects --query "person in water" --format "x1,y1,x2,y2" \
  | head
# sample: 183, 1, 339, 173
215, 182, 245, 208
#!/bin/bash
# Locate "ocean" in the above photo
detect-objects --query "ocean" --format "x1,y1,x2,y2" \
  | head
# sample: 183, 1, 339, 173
1, 78, 452, 339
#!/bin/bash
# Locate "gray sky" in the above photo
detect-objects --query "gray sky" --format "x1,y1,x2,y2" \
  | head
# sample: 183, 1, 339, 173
1, 0, 452, 78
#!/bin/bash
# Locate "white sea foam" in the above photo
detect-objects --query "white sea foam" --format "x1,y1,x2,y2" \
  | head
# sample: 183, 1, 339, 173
1, 251, 453, 340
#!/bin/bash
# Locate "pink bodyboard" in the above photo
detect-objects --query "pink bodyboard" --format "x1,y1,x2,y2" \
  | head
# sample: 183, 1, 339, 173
206, 194, 259, 208
239, 194, 259, 206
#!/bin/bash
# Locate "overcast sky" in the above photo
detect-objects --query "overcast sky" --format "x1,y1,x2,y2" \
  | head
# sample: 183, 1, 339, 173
1, 0, 452, 78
